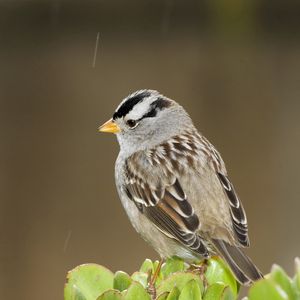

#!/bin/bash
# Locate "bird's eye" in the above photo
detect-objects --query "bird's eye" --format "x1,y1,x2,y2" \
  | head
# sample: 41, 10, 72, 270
126, 119, 137, 128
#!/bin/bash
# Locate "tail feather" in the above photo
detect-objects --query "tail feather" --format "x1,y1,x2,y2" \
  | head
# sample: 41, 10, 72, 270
212, 239, 263, 285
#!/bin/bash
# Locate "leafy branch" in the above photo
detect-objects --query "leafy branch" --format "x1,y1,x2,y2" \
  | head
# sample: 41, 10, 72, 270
64, 257, 300, 300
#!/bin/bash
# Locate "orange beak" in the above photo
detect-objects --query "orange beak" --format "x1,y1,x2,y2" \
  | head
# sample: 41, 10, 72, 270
98, 118, 121, 134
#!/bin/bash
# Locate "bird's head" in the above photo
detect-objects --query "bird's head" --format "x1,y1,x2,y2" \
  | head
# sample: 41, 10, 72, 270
99, 89, 193, 155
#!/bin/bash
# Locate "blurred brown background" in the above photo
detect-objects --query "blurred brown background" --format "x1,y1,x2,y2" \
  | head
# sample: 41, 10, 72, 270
0, 1, 300, 299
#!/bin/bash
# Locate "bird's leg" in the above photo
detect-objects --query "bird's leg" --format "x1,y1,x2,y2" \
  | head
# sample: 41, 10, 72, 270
147, 259, 164, 299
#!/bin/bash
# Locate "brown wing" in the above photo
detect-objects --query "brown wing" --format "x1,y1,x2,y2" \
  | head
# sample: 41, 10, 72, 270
124, 168, 209, 257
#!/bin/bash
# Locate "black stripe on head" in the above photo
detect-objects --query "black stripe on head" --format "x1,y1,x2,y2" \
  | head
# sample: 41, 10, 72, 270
113, 91, 151, 120
140, 97, 172, 119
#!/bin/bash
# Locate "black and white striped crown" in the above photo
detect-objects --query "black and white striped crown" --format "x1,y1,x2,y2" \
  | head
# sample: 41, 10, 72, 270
113, 89, 172, 121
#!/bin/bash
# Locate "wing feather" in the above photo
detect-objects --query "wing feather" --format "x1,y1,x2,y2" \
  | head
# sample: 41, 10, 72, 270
124, 157, 209, 257
217, 172, 249, 247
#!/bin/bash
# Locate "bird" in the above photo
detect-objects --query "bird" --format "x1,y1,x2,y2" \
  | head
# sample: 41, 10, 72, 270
99, 89, 263, 285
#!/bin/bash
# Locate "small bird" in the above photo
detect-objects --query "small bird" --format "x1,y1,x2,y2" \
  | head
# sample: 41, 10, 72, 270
99, 89, 263, 285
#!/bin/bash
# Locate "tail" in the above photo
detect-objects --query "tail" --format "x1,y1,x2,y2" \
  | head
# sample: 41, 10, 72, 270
212, 239, 263, 285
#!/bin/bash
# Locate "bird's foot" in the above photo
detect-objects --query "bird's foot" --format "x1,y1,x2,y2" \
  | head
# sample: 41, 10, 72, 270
189, 259, 208, 274
189, 259, 209, 287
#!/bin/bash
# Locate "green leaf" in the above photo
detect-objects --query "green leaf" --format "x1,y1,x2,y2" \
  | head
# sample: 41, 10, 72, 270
124, 281, 151, 300
97, 290, 123, 300
153, 260, 160, 270
270, 264, 296, 299
131, 271, 149, 288
65, 285, 87, 300
65, 264, 114, 300
113, 271, 132, 292
248, 279, 289, 300
166, 287, 180, 300
203, 283, 235, 300
140, 259, 154, 274
157, 272, 203, 295
156, 292, 169, 300
161, 257, 185, 279
178, 279, 202, 300
205, 257, 238, 296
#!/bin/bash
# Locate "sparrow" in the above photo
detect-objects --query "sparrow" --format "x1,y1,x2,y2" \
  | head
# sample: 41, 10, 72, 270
99, 89, 263, 285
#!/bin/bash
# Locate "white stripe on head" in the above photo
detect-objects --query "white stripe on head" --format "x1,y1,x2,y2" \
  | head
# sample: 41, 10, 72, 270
125, 93, 159, 120
116, 90, 158, 112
